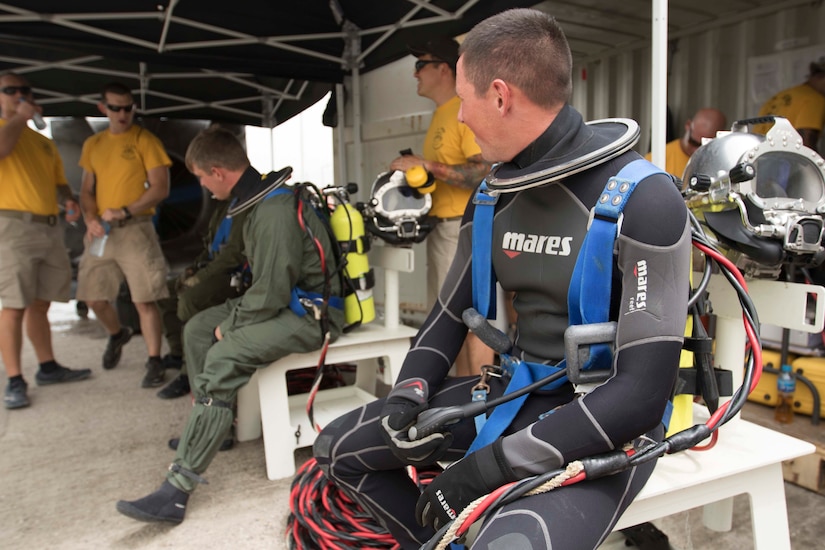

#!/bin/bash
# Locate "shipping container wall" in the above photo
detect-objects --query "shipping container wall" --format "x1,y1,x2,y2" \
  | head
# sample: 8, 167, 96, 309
577, 2, 825, 155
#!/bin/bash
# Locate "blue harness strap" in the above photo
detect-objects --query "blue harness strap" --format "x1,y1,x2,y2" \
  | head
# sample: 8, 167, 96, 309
567, 159, 666, 373
471, 180, 498, 320
467, 159, 666, 455
209, 216, 233, 259
470, 181, 500, 436
289, 288, 344, 317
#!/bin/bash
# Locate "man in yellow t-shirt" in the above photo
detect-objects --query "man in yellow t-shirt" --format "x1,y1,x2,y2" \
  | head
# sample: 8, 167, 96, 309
645, 107, 727, 181
758, 57, 825, 150
0, 72, 91, 410
389, 37, 493, 376
76, 82, 172, 389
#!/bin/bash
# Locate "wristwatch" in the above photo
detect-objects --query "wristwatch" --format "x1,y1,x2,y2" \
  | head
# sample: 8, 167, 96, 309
122, 206, 133, 220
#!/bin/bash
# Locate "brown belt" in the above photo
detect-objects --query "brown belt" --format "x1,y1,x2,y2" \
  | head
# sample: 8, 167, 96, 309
0, 209, 58, 226
112, 214, 153, 228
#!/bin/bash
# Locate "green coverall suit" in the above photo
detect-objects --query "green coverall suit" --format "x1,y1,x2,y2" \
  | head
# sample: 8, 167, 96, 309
168, 175, 345, 492
158, 199, 250, 360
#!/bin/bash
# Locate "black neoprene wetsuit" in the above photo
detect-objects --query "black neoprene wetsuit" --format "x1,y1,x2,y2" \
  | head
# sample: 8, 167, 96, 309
314, 105, 691, 550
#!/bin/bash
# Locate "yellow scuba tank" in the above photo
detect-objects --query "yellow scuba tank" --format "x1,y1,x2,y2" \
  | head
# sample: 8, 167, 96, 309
330, 202, 376, 326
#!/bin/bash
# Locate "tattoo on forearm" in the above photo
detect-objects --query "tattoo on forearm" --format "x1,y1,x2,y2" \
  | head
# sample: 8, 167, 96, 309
429, 155, 492, 190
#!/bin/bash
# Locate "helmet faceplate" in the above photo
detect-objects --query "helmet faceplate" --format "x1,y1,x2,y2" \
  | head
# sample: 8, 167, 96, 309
684, 117, 825, 278
360, 170, 434, 245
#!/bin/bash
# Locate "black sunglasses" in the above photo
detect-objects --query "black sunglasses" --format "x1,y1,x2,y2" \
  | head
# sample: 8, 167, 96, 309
1, 85, 32, 96
414, 59, 444, 72
106, 103, 135, 113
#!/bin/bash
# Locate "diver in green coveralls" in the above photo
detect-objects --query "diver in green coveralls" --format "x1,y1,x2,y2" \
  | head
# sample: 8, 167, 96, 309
155, 197, 250, 401
116, 126, 345, 524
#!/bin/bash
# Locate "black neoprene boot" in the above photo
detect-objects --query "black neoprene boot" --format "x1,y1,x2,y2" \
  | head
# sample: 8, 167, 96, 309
116, 480, 189, 524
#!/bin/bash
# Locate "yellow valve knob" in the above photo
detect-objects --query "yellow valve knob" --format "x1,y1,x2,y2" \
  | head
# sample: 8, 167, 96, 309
405, 165, 436, 194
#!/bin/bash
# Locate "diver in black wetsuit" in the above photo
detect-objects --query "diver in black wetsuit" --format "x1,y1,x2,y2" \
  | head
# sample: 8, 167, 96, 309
314, 9, 691, 550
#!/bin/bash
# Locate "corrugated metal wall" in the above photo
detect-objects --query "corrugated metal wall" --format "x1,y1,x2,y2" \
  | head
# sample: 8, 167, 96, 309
573, 1, 825, 154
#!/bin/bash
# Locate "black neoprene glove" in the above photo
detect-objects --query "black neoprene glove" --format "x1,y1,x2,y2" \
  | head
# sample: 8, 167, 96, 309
379, 377, 453, 466
415, 439, 518, 531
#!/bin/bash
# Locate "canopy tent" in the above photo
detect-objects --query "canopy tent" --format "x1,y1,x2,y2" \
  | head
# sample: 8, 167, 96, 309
0, 0, 537, 127
0, 0, 791, 148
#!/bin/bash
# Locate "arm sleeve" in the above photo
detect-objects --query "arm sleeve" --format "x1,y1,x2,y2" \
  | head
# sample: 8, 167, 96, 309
139, 132, 172, 170
52, 145, 68, 186
795, 95, 825, 131
78, 136, 93, 173
218, 200, 305, 334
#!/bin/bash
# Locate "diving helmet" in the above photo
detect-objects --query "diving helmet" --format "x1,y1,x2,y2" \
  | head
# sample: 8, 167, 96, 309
683, 116, 825, 278
359, 170, 435, 245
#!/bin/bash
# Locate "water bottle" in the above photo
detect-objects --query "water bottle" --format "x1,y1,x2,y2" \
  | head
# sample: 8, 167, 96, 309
88, 221, 111, 258
774, 364, 796, 424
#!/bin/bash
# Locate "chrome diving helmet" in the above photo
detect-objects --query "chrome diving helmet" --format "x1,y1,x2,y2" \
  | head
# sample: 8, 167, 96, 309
683, 116, 825, 278
359, 170, 435, 246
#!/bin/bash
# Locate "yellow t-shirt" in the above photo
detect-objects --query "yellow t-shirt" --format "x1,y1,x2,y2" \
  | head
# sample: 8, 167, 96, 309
0, 120, 68, 215
79, 125, 172, 215
645, 138, 690, 181
757, 82, 825, 133
424, 95, 483, 218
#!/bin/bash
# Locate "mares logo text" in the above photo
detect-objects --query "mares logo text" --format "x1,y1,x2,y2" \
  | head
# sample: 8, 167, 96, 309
628, 260, 648, 313
502, 232, 573, 258
435, 489, 457, 520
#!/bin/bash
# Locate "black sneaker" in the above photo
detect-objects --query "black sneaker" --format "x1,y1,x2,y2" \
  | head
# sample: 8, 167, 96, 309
157, 374, 190, 399
116, 480, 189, 524
36, 365, 92, 386
141, 357, 165, 388
4, 379, 29, 410
102, 327, 134, 370
161, 354, 184, 370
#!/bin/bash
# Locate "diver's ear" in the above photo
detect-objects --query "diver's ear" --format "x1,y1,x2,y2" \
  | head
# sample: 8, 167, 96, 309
490, 79, 510, 115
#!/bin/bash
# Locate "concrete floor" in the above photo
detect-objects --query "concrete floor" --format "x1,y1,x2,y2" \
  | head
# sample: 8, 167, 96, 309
1, 300, 823, 549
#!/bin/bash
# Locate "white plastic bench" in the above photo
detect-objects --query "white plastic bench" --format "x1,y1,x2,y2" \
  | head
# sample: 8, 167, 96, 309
609, 411, 814, 549
235, 245, 419, 480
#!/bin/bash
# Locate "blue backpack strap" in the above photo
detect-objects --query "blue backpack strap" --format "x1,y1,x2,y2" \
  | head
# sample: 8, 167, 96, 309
467, 158, 666, 455
209, 216, 233, 259
471, 180, 498, 320
264, 186, 292, 200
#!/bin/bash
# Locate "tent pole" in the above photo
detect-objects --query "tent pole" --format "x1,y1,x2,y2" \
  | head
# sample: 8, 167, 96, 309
335, 83, 347, 186
651, 0, 668, 168
352, 67, 364, 189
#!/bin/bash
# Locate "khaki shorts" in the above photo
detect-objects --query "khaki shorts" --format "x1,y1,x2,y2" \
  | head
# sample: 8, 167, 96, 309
76, 219, 169, 303
0, 217, 71, 309
426, 218, 461, 308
